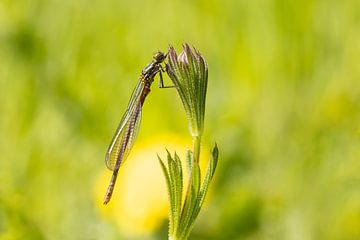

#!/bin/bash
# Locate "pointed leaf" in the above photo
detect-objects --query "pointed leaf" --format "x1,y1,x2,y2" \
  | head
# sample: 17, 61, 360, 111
174, 152, 183, 210
158, 155, 175, 235
178, 162, 201, 238
193, 144, 219, 219
186, 149, 193, 174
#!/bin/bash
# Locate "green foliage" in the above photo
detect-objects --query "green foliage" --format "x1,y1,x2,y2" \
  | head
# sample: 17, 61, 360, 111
158, 145, 219, 240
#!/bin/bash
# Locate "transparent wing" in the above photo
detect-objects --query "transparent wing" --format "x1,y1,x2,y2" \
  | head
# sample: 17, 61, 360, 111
118, 104, 142, 166
105, 81, 144, 170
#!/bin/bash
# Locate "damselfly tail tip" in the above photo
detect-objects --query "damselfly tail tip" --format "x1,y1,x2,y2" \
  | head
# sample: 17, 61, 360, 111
103, 192, 111, 205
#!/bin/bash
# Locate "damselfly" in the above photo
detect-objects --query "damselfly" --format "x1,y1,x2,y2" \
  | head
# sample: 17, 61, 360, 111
103, 51, 168, 204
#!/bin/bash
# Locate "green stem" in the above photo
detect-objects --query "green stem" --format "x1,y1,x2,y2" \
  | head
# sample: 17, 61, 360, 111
192, 135, 201, 164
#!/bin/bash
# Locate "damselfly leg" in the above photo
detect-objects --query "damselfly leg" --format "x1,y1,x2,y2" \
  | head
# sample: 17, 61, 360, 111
158, 65, 176, 89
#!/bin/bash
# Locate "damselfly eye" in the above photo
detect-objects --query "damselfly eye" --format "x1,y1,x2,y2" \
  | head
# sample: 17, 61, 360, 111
153, 51, 166, 63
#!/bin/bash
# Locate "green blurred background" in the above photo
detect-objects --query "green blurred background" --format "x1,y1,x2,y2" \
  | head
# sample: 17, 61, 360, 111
1, 0, 360, 239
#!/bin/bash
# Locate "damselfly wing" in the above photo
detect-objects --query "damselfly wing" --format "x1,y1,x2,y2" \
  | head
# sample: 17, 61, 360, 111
105, 81, 144, 170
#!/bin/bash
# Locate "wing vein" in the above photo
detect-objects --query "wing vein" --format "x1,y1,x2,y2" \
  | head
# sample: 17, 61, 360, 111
105, 80, 145, 170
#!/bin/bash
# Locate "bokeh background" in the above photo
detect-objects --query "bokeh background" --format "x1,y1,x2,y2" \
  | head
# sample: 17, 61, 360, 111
1, 0, 360, 239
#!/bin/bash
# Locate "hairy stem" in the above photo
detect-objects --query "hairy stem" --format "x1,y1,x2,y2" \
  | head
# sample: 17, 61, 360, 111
192, 135, 201, 164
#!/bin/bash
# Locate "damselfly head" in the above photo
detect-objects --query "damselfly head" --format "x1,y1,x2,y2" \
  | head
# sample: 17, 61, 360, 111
153, 51, 167, 63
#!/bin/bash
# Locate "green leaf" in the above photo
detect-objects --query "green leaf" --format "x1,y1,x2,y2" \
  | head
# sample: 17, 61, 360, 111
178, 162, 201, 239
174, 152, 183, 212
160, 150, 186, 238
158, 155, 175, 236
186, 149, 193, 174
170, 152, 184, 233
193, 144, 219, 219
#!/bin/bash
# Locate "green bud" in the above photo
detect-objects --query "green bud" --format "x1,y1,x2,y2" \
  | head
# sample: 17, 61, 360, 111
166, 43, 208, 137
